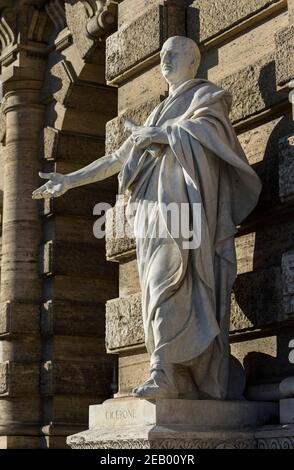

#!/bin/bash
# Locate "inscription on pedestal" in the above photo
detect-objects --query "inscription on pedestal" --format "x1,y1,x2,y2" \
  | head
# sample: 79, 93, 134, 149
89, 399, 156, 429
105, 409, 136, 422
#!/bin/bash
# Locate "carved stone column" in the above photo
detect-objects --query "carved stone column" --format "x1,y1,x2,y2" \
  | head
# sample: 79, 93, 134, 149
0, 86, 45, 449
0, 2, 48, 448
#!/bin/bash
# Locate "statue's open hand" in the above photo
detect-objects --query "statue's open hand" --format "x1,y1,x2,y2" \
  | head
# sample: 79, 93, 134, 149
32, 172, 70, 200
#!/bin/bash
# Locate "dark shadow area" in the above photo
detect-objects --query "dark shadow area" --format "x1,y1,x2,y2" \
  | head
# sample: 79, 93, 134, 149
232, 59, 294, 388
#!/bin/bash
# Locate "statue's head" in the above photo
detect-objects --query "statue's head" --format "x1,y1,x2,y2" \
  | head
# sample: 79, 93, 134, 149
160, 36, 201, 85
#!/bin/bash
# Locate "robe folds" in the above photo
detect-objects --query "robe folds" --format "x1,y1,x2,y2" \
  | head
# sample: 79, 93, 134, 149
115, 79, 262, 399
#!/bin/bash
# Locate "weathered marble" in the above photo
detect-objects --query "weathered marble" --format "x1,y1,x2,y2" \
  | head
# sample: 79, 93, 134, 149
106, 294, 143, 352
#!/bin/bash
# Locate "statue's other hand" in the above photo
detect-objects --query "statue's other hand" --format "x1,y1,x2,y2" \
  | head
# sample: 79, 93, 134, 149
131, 126, 155, 149
32, 172, 70, 200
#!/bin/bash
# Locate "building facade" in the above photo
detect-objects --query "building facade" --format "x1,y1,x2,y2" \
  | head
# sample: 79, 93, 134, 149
0, 0, 293, 448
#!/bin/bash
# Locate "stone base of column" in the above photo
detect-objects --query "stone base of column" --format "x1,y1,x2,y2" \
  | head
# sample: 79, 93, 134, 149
67, 398, 278, 449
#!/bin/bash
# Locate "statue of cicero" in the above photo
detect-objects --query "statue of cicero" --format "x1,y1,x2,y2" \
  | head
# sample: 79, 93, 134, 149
33, 36, 262, 401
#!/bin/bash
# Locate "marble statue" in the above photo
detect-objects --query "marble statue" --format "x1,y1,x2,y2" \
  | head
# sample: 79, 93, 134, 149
33, 36, 262, 401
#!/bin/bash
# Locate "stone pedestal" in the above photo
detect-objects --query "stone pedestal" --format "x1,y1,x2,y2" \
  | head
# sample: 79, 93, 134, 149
67, 398, 278, 449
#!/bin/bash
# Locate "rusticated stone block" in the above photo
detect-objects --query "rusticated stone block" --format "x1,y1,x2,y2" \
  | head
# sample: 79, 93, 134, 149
106, 3, 186, 82
275, 25, 294, 86
42, 127, 105, 165
238, 115, 287, 166
40, 184, 116, 217
282, 250, 294, 315
0, 301, 39, 337
41, 300, 106, 337
118, 63, 167, 111
51, 274, 117, 304
49, 215, 99, 245
68, 84, 117, 114
105, 199, 136, 261
41, 360, 114, 396
0, 337, 41, 363
43, 336, 107, 363
105, 293, 144, 352
44, 395, 101, 425
279, 134, 294, 201
219, 53, 282, 123
189, 0, 283, 44
39, 240, 117, 279
231, 267, 283, 332
0, 362, 39, 397
106, 95, 162, 153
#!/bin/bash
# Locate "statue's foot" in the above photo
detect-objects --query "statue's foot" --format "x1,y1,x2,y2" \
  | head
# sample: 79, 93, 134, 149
132, 368, 179, 400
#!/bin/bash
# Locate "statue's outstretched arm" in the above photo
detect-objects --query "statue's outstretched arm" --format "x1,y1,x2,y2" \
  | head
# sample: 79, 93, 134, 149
32, 137, 133, 200
32, 117, 170, 200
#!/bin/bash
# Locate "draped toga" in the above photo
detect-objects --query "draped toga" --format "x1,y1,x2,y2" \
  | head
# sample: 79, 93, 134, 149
114, 79, 262, 399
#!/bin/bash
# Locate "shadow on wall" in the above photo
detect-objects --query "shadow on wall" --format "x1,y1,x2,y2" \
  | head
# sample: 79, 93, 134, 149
187, 5, 220, 80
232, 60, 294, 388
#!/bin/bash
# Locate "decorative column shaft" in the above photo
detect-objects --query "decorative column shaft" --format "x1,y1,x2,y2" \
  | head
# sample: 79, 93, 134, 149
0, 77, 45, 449
1, 89, 44, 303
